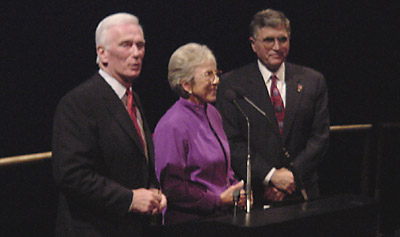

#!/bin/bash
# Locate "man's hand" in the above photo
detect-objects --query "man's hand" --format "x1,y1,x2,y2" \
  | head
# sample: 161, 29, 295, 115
237, 188, 249, 207
150, 188, 167, 214
264, 186, 286, 201
130, 188, 166, 215
270, 167, 295, 194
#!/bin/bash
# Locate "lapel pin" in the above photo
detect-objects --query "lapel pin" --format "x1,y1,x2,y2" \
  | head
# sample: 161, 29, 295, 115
297, 84, 303, 93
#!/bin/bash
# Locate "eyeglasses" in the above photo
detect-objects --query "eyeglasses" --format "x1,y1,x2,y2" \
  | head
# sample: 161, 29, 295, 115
256, 36, 289, 47
201, 70, 222, 82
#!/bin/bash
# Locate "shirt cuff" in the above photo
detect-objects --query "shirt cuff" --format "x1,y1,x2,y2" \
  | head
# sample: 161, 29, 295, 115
129, 190, 134, 212
263, 167, 276, 186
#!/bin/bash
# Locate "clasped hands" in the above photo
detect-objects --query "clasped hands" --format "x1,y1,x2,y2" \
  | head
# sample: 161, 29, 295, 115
130, 188, 167, 215
265, 167, 296, 202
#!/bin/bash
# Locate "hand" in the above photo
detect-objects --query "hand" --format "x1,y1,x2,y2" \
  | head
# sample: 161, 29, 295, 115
270, 168, 296, 194
130, 188, 163, 215
237, 189, 253, 208
219, 181, 244, 207
150, 188, 167, 214
264, 186, 286, 201
237, 189, 246, 207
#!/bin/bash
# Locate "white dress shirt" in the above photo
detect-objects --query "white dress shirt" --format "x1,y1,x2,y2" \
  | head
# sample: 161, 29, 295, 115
256, 60, 287, 186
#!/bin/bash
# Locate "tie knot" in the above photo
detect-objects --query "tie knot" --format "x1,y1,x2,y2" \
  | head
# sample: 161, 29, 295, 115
270, 74, 278, 86
126, 88, 136, 106
126, 88, 132, 96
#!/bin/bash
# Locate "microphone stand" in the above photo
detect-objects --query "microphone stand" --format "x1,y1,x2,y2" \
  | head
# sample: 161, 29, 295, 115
232, 99, 252, 213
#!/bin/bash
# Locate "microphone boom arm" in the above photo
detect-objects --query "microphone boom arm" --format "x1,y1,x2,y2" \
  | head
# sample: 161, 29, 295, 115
242, 96, 274, 126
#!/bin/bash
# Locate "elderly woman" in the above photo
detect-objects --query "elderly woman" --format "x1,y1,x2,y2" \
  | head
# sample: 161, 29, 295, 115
154, 43, 246, 225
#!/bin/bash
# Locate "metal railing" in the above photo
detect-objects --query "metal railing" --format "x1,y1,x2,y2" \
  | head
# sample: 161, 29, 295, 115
0, 151, 52, 167
329, 124, 372, 132
0, 124, 376, 167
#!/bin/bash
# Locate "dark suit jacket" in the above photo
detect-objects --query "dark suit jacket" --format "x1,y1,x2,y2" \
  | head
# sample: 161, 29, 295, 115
216, 62, 329, 205
52, 73, 159, 236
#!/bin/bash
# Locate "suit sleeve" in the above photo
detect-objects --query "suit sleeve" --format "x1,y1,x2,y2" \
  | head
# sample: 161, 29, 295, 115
52, 95, 133, 216
154, 122, 220, 215
291, 74, 330, 177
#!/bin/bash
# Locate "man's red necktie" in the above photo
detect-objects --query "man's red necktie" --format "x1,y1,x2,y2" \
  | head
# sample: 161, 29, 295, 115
270, 74, 285, 135
126, 89, 146, 150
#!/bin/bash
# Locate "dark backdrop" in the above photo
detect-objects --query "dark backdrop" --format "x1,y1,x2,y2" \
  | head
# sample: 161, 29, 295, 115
1, 0, 399, 158
1, 1, 399, 236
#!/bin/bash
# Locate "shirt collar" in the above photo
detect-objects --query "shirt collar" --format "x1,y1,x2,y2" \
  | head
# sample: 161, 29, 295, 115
257, 60, 285, 82
99, 69, 129, 99
178, 97, 208, 118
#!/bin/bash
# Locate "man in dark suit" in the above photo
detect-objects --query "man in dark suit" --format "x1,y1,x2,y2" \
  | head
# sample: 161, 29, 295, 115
216, 9, 329, 206
52, 12, 166, 236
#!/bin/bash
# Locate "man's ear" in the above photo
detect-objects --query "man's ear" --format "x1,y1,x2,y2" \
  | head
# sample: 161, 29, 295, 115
97, 46, 108, 65
249, 37, 257, 53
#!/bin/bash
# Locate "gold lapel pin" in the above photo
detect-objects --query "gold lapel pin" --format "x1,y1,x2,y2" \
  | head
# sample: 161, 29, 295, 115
297, 84, 303, 93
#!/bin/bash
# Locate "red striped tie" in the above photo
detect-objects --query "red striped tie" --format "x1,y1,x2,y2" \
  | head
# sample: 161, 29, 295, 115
270, 74, 285, 135
126, 89, 146, 150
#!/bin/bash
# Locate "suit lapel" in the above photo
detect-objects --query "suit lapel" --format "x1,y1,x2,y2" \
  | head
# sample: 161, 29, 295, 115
96, 75, 147, 156
132, 91, 155, 160
282, 63, 303, 142
247, 63, 280, 135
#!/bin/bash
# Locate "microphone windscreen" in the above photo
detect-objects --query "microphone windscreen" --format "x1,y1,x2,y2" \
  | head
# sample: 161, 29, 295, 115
231, 86, 245, 98
224, 89, 237, 102
232, 189, 240, 202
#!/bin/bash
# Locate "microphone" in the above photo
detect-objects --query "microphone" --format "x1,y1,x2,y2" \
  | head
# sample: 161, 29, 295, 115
228, 87, 274, 126
224, 88, 237, 102
233, 189, 240, 203
225, 89, 252, 213
232, 189, 240, 217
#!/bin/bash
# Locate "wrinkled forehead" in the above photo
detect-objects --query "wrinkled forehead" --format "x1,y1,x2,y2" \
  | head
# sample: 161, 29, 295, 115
105, 23, 145, 44
109, 23, 144, 37
255, 25, 289, 38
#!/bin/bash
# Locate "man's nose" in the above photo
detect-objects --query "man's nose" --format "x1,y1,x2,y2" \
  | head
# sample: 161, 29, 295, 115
272, 39, 282, 50
130, 45, 140, 57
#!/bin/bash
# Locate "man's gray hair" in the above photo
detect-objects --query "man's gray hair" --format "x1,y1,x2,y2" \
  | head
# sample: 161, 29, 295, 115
249, 9, 291, 39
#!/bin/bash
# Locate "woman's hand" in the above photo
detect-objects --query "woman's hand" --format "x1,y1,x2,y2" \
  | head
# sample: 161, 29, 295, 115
219, 181, 244, 207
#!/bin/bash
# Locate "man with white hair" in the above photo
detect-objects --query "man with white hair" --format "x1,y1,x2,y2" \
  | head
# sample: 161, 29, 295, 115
52, 12, 166, 236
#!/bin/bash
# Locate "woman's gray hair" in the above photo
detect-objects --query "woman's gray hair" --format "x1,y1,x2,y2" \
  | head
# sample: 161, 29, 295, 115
95, 12, 143, 64
249, 9, 291, 39
168, 43, 216, 98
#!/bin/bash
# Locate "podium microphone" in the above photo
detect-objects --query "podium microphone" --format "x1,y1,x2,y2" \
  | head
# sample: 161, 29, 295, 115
225, 89, 252, 213
230, 87, 274, 126
232, 189, 240, 217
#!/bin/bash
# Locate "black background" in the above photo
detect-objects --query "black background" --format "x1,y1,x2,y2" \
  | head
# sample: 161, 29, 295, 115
1, 1, 399, 235
1, 0, 399, 158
